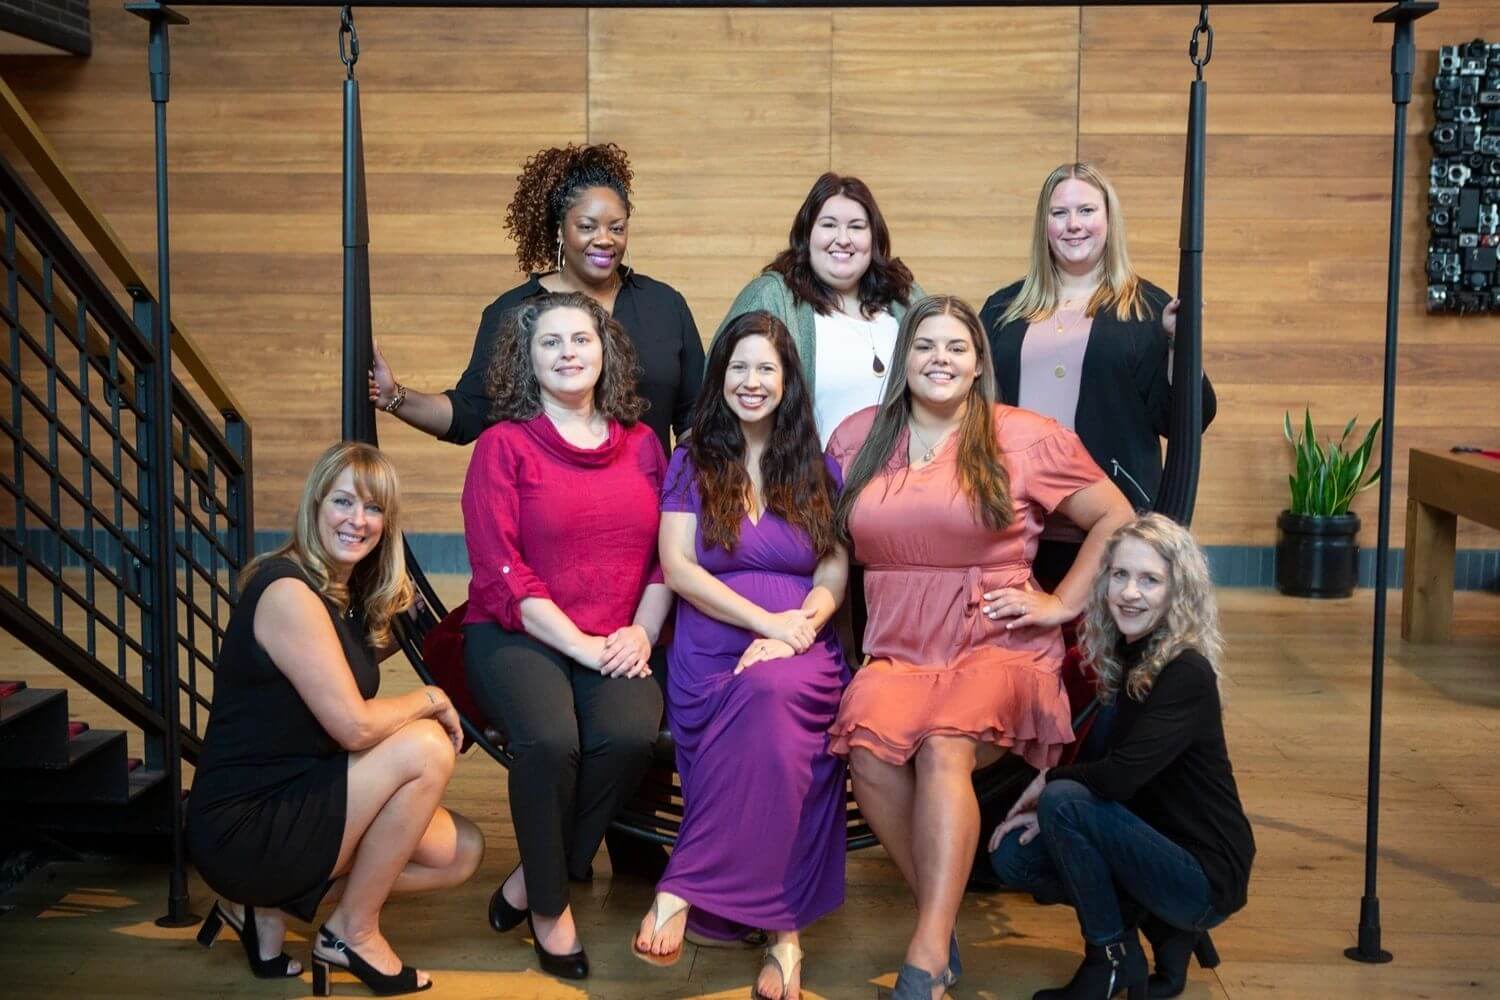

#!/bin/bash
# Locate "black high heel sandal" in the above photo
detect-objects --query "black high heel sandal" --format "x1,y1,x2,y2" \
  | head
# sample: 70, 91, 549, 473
310, 924, 432, 997
196, 901, 299, 979
527, 913, 589, 980
488, 866, 528, 933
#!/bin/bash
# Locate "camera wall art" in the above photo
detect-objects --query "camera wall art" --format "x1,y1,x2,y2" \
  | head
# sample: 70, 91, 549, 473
1428, 39, 1500, 313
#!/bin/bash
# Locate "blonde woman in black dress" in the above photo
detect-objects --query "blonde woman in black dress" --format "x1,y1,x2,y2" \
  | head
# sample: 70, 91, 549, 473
186, 442, 482, 997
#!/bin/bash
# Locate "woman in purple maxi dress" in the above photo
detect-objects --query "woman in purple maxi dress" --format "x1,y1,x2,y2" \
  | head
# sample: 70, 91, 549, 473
633, 311, 849, 1000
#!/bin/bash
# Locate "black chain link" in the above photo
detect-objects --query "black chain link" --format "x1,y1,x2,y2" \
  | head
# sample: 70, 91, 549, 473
1189, 3, 1213, 80
339, 5, 359, 79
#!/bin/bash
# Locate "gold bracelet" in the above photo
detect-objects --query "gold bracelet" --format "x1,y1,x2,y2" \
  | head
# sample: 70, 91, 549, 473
383, 383, 408, 414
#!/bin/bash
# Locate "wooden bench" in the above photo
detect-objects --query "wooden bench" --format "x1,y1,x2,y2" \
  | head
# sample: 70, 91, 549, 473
1401, 448, 1500, 642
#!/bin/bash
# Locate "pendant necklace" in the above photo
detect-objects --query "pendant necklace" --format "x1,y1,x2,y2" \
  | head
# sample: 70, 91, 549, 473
843, 298, 886, 377
909, 421, 948, 464
1052, 296, 1083, 379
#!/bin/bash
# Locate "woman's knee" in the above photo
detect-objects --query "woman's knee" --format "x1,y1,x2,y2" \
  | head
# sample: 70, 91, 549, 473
452, 812, 485, 879
1037, 778, 1094, 825
989, 827, 1043, 888
386, 718, 456, 781
511, 724, 580, 772
914, 735, 978, 778
849, 746, 893, 785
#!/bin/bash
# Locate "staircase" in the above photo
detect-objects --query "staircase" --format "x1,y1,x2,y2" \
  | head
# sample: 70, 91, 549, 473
0, 73, 252, 916
0, 680, 171, 834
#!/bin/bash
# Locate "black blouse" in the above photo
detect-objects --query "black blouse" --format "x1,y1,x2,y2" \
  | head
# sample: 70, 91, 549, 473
981, 280, 1216, 511
441, 270, 705, 455
1049, 644, 1255, 916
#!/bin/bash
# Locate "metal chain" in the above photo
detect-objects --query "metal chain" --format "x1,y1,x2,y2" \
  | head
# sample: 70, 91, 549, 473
339, 5, 359, 79
1189, 3, 1213, 80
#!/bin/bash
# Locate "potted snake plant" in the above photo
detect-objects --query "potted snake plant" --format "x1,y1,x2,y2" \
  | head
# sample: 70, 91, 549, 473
1275, 409, 1382, 598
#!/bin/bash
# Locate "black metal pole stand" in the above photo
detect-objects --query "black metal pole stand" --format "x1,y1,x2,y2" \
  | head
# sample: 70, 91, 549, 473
340, 6, 377, 444
1346, 0, 1436, 966
126, 0, 197, 929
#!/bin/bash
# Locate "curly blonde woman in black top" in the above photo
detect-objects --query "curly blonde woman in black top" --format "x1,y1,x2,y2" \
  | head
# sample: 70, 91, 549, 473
988, 513, 1253, 1000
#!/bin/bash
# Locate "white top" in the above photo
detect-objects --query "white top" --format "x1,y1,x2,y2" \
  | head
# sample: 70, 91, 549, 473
813, 309, 899, 446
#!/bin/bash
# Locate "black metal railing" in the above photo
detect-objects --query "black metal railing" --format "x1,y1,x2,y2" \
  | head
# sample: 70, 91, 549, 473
0, 147, 251, 834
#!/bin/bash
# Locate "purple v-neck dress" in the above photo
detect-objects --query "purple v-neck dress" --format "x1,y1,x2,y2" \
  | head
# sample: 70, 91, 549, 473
656, 448, 850, 932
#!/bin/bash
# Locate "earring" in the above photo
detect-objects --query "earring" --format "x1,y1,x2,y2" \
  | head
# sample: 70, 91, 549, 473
555, 239, 564, 274
621, 246, 633, 275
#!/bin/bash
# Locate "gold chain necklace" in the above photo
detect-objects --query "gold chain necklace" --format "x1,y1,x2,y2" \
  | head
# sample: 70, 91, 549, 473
1051, 294, 1088, 379
908, 420, 957, 464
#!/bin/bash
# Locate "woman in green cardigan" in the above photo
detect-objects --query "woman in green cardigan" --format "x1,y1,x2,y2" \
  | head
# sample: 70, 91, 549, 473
717, 173, 923, 445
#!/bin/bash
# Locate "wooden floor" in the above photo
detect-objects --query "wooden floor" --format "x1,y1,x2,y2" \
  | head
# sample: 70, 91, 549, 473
2, 583, 1498, 999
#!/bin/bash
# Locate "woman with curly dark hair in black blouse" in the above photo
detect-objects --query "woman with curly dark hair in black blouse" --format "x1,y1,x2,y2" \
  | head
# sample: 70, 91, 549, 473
369, 142, 704, 457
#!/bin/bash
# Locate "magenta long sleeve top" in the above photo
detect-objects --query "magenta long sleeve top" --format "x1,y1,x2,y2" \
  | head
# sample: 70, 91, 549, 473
461, 414, 667, 635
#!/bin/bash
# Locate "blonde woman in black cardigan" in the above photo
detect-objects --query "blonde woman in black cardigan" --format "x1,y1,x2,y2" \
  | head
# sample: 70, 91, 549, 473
980, 163, 1216, 590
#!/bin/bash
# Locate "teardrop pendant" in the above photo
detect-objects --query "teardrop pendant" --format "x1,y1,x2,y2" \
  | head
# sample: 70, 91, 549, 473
872, 354, 886, 377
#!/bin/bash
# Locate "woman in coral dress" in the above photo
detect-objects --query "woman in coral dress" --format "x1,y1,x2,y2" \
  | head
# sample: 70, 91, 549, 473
825, 294, 1133, 1000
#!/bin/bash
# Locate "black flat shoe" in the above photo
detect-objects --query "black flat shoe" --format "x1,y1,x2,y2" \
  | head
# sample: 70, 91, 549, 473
196, 901, 298, 979
527, 913, 589, 980
311, 924, 432, 997
488, 868, 528, 933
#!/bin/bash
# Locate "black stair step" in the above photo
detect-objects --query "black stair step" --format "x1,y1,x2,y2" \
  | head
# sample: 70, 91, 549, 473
15, 767, 174, 836
0, 729, 132, 804
0, 687, 70, 767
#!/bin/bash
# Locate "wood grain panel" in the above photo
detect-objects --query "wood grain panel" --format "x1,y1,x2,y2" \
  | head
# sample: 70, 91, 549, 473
1081, 1, 1500, 548
2, 3, 1498, 552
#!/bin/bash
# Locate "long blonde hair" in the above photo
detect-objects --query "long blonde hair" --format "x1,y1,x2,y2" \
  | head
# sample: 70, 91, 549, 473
243, 441, 413, 650
1001, 162, 1152, 325
835, 295, 1013, 544
1082, 513, 1224, 704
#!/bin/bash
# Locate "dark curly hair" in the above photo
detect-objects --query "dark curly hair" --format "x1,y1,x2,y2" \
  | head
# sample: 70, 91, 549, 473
767, 172, 914, 319
682, 311, 837, 559
504, 144, 634, 274
484, 291, 646, 425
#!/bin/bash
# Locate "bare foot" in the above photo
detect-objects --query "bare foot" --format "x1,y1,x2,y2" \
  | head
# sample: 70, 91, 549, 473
219, 901, 301, 974
531, 907, 582, 956
634, 892, 689, 957
317, 918, 429, 989
756, 931, 802, 1000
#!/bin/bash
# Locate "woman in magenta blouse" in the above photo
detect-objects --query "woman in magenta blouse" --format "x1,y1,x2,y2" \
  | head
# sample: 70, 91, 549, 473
460, 291, 671, 982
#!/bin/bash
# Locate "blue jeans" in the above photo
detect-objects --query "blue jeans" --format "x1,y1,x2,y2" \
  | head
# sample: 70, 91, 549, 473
990, 779, 1225, 945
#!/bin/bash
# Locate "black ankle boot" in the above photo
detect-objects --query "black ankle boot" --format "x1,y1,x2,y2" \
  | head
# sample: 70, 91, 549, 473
1140, 917, 1219, 999
1033, 931, 1149, 1000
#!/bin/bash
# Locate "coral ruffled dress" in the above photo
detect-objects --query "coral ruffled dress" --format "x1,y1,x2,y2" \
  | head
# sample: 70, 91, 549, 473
825, 404, 1104, 769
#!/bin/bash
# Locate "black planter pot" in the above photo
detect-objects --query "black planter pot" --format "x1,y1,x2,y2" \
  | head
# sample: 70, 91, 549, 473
1275, 510, 1361, 598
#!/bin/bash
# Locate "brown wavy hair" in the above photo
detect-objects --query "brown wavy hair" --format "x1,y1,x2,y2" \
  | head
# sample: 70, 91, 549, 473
484, 291, 646, 425
504, 143, 634, 274
835, 295, 1014, 545
683, 311, 837, 558
767, 172, 914, 319
242, 441, 413, 651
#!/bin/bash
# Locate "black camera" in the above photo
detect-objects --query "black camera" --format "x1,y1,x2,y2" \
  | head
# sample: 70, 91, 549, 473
1429, 39, 1500, 311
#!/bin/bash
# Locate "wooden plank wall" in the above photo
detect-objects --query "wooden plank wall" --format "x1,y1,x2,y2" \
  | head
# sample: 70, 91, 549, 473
2, 2, 1498, 550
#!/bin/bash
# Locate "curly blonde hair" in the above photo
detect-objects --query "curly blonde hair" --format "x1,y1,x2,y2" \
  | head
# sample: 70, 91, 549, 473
1081, 513, 1224, 705
504, 143, 634, 274
243, 441, 413, 651
484, 291, 646, 425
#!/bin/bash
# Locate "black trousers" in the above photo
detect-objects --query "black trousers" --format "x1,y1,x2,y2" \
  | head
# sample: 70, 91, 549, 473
463, 624, 663, 916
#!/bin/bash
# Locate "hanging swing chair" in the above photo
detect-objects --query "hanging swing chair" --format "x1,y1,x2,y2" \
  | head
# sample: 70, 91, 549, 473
336, 4, 1212, 850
